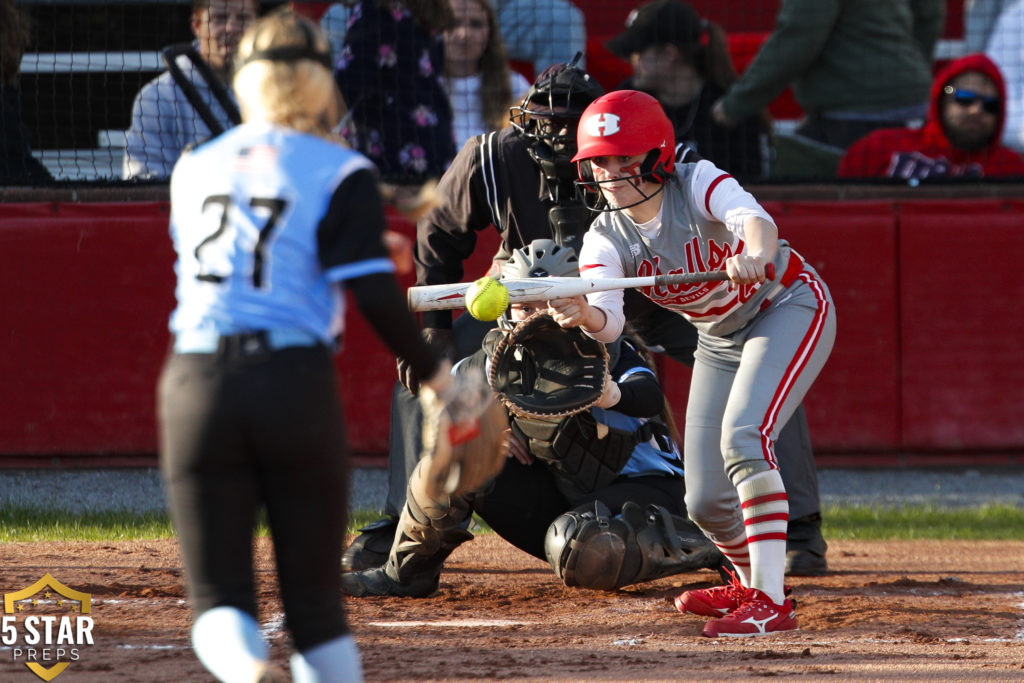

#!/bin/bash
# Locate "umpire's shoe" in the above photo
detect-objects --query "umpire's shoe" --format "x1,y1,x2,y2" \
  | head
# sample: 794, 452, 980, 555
342, 517, 396, 572
786, 512, 828, 576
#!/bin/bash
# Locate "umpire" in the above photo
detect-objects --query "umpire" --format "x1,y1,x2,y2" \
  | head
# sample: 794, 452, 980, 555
346, 55, 829, 577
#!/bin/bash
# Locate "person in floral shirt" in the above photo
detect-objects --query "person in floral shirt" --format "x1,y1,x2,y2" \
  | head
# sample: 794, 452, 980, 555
334, 0, 457, 183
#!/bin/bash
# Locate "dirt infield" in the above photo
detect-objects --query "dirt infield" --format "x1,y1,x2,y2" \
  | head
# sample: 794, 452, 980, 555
1, 536, 1022, 681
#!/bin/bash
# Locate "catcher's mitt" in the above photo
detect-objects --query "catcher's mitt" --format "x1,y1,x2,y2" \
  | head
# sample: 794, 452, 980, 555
488, 311, 609, 420
419, 367, 508, 499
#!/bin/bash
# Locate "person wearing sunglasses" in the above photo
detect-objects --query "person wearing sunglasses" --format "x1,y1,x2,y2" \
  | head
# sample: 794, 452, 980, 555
837, 53, 1024, 179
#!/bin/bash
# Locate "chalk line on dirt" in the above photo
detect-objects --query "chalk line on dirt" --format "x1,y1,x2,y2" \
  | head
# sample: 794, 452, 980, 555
367, 619, 534, 628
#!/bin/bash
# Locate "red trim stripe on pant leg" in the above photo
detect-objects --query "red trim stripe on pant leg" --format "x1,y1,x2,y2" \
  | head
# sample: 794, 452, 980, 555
758, 271, 831, 468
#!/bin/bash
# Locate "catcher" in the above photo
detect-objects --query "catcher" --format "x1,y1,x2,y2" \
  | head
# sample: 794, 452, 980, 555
343, 240, 724, 598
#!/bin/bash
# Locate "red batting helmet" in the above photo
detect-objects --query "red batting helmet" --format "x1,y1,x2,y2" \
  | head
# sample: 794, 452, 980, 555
573, 90, 675, 192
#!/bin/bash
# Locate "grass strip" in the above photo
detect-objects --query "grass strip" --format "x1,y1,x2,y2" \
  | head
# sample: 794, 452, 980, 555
821, 503, 1024, 540
1, 504, 1022, 543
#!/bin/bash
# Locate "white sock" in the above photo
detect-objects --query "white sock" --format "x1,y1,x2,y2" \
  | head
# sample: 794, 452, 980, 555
290, 634, 363, 683
191, 606, 270, 683
736, 469, 789, 605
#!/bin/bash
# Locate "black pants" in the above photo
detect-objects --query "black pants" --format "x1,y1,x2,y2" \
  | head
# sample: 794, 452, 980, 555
159, 345, 350, 652
470, 457, 686, 561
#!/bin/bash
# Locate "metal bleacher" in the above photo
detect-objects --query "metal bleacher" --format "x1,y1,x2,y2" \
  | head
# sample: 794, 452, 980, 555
17, 0, 194, 181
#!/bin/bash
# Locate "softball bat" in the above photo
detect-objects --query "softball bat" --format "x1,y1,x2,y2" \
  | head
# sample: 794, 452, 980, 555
407, 264, 774, 312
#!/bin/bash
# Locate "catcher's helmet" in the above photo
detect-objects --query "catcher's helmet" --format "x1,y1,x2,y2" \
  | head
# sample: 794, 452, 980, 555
572, 90, 675, 210
501, 239, 579, 280
509, 53, 605, 182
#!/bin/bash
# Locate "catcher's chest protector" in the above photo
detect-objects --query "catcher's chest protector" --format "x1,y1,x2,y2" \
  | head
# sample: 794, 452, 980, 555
510, 411, 651, 501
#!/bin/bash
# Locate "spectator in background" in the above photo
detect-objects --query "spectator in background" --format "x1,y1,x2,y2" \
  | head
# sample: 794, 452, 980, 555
985, 0, 1024, 154
606, 0, 771, 182
322, 0, 584, 77
966, 0, 1017, 52
490, 0, 585, 77
711, 0, 945, 178
123, 0, 256, 180
333, 0, 456, 185
444, 0, 530, 148
838, 54, 1024, 179
1, 0, 53, 185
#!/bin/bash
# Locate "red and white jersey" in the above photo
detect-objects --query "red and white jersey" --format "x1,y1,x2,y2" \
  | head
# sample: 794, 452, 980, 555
580, 160, 795, 340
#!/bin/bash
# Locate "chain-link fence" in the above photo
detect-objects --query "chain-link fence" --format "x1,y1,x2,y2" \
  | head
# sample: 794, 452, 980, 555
3, 0, 1022, 186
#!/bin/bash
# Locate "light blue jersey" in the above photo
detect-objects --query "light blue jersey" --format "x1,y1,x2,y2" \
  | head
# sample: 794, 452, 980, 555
168, 122, 394, 344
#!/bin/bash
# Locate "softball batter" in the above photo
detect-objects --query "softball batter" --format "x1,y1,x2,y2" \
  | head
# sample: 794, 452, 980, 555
158, 11, 451, 680
549, 90, 836, 637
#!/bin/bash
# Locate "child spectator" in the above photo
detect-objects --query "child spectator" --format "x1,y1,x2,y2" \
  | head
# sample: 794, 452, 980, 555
322, 0, 585, 78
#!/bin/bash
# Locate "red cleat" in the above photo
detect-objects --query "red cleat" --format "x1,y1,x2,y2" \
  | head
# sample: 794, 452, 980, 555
674, 569, 746, 616
701, 588, 798, 637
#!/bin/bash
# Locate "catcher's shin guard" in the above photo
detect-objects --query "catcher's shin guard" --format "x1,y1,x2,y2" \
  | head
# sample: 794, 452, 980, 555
342, 464, 473, 598
544, 501, 723, 590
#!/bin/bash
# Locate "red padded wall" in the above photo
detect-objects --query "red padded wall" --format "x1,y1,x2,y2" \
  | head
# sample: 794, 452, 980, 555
897, 200, 1024, 450
768, 201, 900, 451
658, 201, 900, 452
0, 203, 175, 453
0, 197, 1019, 463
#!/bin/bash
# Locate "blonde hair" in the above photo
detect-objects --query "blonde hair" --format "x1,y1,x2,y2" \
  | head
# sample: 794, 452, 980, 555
233, 9, 343, 137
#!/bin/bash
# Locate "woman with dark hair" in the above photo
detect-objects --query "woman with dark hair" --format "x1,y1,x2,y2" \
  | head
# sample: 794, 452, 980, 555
606, 0, 772, 181
443, 0, 529, 148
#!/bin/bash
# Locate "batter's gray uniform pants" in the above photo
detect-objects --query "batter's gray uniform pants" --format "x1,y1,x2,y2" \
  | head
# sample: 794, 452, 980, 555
682, 269, 837, 542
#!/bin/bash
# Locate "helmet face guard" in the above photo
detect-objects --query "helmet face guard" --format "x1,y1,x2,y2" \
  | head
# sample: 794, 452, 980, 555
509, 53, 605, 180
570, 91, 676, 212
576, 150, 669, 212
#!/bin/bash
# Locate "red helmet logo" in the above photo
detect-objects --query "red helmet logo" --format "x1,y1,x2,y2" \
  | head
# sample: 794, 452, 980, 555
583, 112, 621, 137
572, 91, 676, 212
572, 91, 675, 169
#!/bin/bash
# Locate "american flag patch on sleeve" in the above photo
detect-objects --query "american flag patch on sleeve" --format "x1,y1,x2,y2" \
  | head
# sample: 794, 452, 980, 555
234, 144, 279, 172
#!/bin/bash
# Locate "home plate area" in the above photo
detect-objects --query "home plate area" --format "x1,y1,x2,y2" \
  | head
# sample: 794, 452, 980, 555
0, 536, 1021, 681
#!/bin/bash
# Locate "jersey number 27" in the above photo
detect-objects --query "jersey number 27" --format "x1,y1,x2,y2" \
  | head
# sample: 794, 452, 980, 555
195, 194, 289, 289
